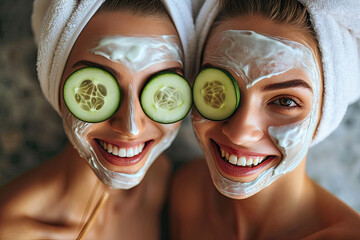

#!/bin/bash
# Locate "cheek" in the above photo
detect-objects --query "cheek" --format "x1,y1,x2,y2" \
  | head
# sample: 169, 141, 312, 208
192, 117, 217, 142
154, 121, 181, 138
191, 109, 212, 138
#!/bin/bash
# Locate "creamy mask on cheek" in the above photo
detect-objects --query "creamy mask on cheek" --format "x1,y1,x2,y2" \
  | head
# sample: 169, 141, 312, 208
62, 108, 179, 189
91, 35, 183, 74
195, 30, 321, 198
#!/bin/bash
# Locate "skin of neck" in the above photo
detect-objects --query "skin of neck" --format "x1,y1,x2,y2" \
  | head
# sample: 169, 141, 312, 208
215, 158, 315, 238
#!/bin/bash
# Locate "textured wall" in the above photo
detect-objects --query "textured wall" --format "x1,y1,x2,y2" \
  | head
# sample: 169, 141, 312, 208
0, 0, 359, 213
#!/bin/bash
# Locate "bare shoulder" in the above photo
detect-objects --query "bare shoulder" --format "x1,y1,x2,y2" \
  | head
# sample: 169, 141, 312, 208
0, 156, 68, 238
171, 157, 209, 205
0, 157, 63, 212
307, 181, 360, 239
171, 157, 209, 198
305, 217, 360, 240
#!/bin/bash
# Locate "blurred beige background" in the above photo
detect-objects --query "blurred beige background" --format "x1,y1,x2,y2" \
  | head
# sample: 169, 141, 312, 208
0, 0, 359, 212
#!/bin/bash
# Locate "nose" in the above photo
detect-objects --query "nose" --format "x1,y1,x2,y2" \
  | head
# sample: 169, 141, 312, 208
221, 102, 264, 146
109, 85, 146, 136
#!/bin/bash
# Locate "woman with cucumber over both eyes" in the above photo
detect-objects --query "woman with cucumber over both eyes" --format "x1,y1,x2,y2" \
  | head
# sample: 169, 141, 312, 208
170, 0, 360, 239
0, 0, 194, 239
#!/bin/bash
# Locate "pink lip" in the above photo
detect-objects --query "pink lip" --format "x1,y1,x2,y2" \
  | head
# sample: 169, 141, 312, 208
211, 140, 275, 178
95, 139, 153, 167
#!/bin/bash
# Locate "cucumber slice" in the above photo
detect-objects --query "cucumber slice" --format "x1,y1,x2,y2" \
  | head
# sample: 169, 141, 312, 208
193, 67, 240, 121
63, 67, 121, 123
140, 71, 192, 124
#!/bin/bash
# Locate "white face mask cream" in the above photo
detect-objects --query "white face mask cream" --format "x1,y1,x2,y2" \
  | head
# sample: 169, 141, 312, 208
62, 109, 179, 189
62, 34, 183, 189
127, 84, 139, 136
91, 35, 183, 74
194, 30, 321, 198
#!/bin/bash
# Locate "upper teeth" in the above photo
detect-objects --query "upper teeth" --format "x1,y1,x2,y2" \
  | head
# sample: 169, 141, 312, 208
99, 140, 145, 158
220, 148, 266, 167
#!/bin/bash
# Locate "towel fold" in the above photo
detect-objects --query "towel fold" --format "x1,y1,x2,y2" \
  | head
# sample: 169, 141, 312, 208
31, 0, 195, 115
195, 0, 220, 73
196, 0, 360, 145
162, 0, 196, 79
298, 0, 360, 145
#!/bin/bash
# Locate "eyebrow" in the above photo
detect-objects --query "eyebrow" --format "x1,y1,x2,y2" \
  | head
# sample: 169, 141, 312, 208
73, 60, 121, 79
200, 63, 312, 92
72, 60, 184, 78
200, 63, 216, 71
262, 79, 313, 92
161, 67, 184, 75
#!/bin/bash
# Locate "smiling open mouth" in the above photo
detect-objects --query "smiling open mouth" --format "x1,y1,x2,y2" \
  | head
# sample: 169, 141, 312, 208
210, 140, 276, 178
220, 148, 270, 167
95, 139, 153, 167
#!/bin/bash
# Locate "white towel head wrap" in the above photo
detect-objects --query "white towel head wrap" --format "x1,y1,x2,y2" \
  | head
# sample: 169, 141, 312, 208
31, 0, 195, 115
196, 0, 360, 145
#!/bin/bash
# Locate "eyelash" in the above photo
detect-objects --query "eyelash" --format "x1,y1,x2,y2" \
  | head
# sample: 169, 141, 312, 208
269, 96, 302, 109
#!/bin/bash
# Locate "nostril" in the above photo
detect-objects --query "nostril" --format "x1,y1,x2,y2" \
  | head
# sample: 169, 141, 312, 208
222, 123, 264, 145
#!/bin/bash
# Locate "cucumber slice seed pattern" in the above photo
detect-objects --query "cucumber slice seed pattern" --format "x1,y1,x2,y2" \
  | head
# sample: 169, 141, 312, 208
202, 80, 226, 109
140, 71, 192, 124
75, 80, 107, 112
193, 67, 240, 121
154, 86, 183, 111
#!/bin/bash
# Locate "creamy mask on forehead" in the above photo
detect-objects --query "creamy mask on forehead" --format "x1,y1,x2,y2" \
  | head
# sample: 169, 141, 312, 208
206, 30, 317, 88
196, 30, 321, 198
91, 35, 183, 73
